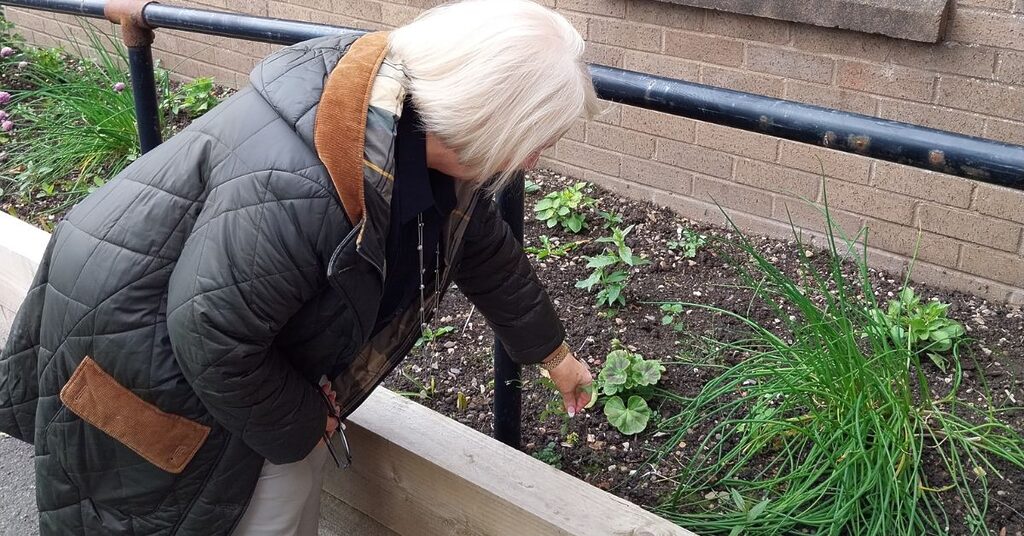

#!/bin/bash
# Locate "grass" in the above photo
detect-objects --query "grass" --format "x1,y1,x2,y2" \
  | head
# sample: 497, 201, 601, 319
650, 194, 1024, 535
2, 25, 143, 216
1, 18, 223, 220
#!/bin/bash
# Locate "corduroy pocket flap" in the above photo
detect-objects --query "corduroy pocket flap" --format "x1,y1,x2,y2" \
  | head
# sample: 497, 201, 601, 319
60, 356, 210, 474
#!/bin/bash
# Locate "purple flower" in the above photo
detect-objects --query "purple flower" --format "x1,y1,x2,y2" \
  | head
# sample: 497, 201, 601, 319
0, 92, 10, 105
1, 120, 13, 132
0, 111, 7, 122
0, 47, 14, 58
113, 82, 126, 93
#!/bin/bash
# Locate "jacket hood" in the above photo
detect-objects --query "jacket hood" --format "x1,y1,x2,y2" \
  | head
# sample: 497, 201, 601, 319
248, 32, 364, 150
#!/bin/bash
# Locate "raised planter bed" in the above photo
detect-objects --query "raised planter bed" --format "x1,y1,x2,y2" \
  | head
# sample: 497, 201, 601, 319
0, 211, 692, 536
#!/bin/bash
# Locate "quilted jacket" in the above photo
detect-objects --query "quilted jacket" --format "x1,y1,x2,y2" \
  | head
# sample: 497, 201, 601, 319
0, 32, 564, 535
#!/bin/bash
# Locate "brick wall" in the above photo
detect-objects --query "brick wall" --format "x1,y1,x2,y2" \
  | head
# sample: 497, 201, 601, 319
4, 0, 1024, 303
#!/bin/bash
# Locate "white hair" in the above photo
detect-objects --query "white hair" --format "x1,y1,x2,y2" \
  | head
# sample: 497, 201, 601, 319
388, 0, 603, 192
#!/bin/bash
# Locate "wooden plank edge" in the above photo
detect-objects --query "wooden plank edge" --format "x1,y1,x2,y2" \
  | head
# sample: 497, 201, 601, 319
323, 388, 696, 536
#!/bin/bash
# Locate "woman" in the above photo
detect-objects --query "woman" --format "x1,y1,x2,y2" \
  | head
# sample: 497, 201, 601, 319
0, 0, 601, 534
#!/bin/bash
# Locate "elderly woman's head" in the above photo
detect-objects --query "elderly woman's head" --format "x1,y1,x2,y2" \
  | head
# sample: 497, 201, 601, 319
389, 0, 603, 191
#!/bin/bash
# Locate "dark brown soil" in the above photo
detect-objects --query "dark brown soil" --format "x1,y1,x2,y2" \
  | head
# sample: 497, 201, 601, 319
384, 170, 1024, 536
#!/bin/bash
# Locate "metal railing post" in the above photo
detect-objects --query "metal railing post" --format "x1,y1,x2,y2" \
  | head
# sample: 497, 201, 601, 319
1, 0, 1021, 188
493, 172, 525, 449
105, 0, 161, 153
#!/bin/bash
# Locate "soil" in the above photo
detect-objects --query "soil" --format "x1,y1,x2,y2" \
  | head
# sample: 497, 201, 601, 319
383, 170, 1024, 536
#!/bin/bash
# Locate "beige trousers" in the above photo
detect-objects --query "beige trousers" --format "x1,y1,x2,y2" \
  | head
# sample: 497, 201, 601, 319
232, 441, 330, 536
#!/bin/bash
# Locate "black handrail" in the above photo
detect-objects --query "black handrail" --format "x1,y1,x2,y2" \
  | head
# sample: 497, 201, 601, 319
4, 0, 1022, 188
2, 0, 1023, 450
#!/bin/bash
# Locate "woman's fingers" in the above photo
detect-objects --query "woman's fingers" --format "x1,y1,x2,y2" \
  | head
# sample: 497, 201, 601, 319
576, 385, 592, 411
321, 382, 342, 426
559, 360, 595, 417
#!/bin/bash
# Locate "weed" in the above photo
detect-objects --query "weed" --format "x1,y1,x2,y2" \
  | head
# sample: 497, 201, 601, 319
524, 235, 586, 260
870, 287, 966, 372
414, 325, 455, 348
577, 225, 649, 307
667, 226, 707, 258
532, 442, 562, 469
534, 181, 595, 233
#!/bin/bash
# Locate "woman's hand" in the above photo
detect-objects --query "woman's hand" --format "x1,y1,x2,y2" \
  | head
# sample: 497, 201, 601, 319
547, 352, 593, 417
322, 382, 340, 437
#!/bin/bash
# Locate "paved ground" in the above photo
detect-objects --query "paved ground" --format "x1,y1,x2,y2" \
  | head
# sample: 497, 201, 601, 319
0, 433, 392, 536
0, 433, 38, 535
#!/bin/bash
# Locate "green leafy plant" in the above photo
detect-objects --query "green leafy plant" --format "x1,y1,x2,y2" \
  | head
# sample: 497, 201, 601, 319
604, 395, 652, 436
532, 442, 562, 469
597, 209, 623, 229
576, 225, 649, 307
414, 325, 455, 348
667, 226, 708, 258
167, 77, 220, 118
651, 197, 1024, 535
660, 303, 685, 333
533, 181, 595, 233
524, 235, 586, 260
870, 287, 966, 372
396, 367, 436, 400
537, 376, 574, 437
593, 342, 665, 435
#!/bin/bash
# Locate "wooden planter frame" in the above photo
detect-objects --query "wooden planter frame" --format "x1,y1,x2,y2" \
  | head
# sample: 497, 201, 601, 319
0, 212, 694, 536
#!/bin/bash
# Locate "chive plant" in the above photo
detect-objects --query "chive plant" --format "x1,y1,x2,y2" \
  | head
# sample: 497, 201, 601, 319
651, 199, 1024, 535
3, 27, 143, 215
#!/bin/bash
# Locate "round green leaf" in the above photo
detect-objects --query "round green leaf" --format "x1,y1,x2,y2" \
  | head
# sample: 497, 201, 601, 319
604, 395, 651, 435
634, 359, 665, 386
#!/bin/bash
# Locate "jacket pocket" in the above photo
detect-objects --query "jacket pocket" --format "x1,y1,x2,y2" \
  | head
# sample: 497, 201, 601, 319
59, 356, 210, 474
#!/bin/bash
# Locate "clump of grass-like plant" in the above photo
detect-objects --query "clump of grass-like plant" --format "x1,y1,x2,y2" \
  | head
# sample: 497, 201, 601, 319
651, 197, 1024, 535
2, 21, 221, 219
2, 26, 142, 215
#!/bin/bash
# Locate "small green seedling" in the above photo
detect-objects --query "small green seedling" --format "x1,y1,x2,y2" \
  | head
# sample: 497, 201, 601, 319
534, 181, 596, 233
871, 287, 966, 372
524, 235, 586, 260
667, 226, 708, 259
597, 209, 624, 230
538, 377, 572, 436
576, 225, 649, 308
397, 367, 437, 399
532, 442, 562, 469
414, 325, 455, 348
660, 303, 686, 332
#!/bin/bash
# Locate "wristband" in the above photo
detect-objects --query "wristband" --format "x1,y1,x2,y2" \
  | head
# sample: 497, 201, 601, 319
540, 342, 572, 372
